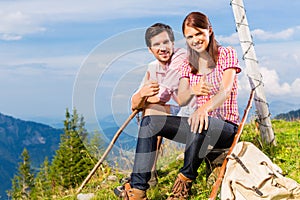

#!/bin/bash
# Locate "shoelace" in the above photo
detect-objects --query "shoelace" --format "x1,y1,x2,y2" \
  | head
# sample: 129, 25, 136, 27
171, 178, 190, 198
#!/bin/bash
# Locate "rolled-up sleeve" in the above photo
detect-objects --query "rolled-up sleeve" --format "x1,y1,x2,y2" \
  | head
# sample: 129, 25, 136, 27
220, 46, 241, 73
180, 60, 191, 79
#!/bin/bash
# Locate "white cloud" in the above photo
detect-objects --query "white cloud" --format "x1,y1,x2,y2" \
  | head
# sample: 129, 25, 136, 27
238, 66, 300, 100
291, 78, 300, 96
218, 26, 300, 45
260, 67, 291, 95
217, 32, 239, 45
0, 11, 45, 40
0, 33, 22, 41
252, 28, 294, 40
0, 55, 84, 82
0, 0, 229, 41
2, 0, 298, 42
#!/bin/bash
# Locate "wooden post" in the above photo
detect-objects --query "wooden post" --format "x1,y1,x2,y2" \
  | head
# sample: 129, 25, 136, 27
230, 0, 276, 145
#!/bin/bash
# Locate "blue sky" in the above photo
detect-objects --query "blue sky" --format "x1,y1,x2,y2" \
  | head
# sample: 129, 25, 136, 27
0, 0, 300, 128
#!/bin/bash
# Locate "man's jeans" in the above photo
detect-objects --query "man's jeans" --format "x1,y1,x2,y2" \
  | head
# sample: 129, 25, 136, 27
130, 115, 237, 191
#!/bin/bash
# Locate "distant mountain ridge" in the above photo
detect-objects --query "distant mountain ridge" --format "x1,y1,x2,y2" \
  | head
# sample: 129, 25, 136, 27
98, 113, 139, 152
274, 108, 300, 121
269, 101, 300, 118
0, 112, 62, 199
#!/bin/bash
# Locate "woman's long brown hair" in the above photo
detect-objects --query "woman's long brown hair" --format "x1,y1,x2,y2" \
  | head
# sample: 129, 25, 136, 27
182, 12, 220, 74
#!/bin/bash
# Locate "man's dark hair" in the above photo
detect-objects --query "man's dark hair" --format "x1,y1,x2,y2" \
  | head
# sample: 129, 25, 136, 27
145, 23, 175, 47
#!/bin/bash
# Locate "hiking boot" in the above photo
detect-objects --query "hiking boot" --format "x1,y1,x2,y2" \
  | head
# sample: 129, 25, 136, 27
167, 173, 192, 200
114, 176, 131, 197
114, 183, 148, 200
148, 170, 158, 187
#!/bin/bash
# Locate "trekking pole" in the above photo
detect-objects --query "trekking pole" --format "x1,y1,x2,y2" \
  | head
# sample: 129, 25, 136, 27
209, 88, 255, 200
76, 109, 139, 194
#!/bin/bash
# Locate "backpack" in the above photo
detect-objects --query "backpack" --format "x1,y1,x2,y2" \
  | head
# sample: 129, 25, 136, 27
220, 141, 300, 200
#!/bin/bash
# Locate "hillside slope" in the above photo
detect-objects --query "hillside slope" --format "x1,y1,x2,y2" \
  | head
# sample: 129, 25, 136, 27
0, 112, 62, 199
54, 119, 300, 199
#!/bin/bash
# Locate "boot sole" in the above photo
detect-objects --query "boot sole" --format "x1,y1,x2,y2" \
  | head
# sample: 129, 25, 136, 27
114, 185, 126, 197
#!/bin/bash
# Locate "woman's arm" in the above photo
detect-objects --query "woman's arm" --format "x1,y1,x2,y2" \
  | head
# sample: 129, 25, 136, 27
188, 69, 236, 133
177, 77, 194, 106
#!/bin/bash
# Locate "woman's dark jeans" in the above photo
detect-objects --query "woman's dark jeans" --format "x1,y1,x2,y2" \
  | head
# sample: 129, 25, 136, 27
130, 115, 238, 191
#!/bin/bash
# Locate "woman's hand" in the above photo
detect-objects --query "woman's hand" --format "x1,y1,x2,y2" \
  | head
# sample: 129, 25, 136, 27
191, 75, 211, 96
188, 106, 209, 133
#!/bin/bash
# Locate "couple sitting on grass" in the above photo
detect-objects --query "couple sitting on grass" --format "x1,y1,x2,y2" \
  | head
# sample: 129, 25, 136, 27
115, 11, 241, 200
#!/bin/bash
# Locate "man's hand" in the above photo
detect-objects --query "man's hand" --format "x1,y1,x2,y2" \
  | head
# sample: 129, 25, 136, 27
141, 71, 160, 103
140, 81, 160, 103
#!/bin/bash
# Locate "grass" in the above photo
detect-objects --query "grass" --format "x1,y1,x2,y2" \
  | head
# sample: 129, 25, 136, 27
241, 119, 300, 180
57, 119, 300, 199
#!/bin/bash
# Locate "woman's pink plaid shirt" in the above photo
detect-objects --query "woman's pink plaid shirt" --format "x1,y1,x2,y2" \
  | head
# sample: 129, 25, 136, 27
181, 46, 241, 125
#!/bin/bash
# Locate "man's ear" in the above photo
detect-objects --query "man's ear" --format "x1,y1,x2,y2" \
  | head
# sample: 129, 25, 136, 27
148, 47, 153, 54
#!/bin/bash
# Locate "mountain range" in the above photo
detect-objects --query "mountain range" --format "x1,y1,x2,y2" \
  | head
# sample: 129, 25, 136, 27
274, 108, 300, 121
0, 112, 138, 199
0, 112, 62, 199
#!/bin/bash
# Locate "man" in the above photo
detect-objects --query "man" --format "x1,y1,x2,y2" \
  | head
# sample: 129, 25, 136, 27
131, 23, 187, 115
132, 22, 193, 186
114, 23, 194, 199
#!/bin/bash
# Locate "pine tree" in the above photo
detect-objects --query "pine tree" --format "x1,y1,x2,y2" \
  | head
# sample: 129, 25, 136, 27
8, 148, 34, 199
31, 157, 52, 199
50, 108, 96, 190
86, 130, 105, 159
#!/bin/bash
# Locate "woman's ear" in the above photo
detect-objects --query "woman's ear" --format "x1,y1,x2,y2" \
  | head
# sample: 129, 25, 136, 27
209, 26, 213, 36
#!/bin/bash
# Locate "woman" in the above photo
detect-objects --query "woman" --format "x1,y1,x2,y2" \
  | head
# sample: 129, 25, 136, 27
166, 11, 241, 199
118, 11, 241, 200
